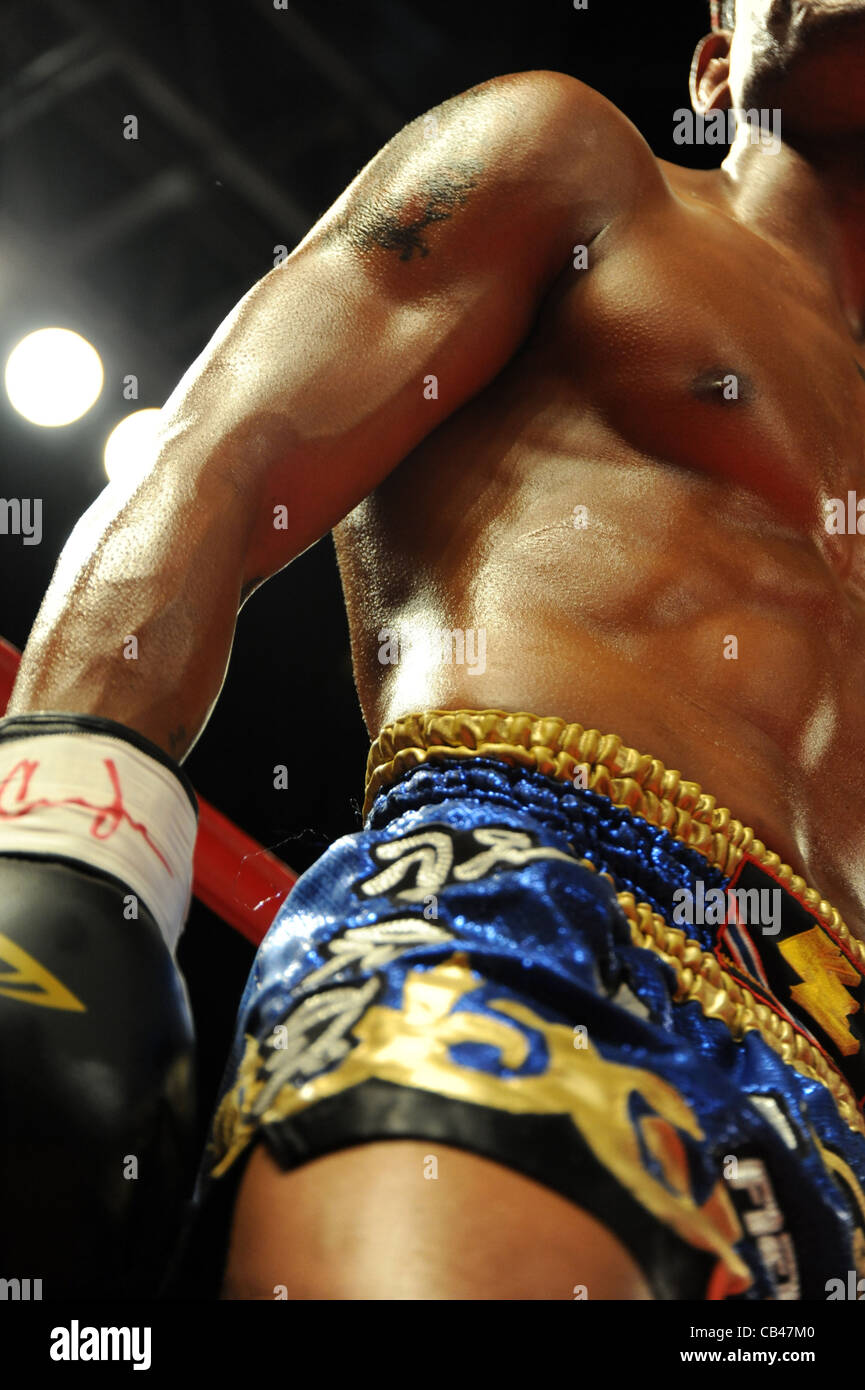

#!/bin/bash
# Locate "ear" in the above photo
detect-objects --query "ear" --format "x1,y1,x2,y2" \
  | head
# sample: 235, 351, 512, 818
690, 32, 733, 114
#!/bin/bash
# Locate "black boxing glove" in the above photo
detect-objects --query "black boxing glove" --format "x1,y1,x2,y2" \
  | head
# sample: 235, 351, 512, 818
0, 712, 199, 1298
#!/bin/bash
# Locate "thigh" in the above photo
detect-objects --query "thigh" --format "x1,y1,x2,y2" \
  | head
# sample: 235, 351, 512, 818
221, 1139, 653, 1300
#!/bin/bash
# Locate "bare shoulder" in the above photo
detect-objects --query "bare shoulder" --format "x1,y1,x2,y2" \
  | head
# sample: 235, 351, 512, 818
491, 69, 668, 197
482, 68, 658, 149
307, 69, 665, 279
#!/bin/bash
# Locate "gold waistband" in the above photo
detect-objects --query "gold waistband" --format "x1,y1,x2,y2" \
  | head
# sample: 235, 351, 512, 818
365, 709, 865, 1136
365, 708, 854, 958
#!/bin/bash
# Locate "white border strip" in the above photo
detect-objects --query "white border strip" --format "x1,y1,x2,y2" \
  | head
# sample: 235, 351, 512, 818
0, 731, 197, 953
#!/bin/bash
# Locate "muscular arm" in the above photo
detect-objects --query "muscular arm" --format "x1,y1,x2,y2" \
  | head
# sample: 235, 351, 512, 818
8, 70, 653, 759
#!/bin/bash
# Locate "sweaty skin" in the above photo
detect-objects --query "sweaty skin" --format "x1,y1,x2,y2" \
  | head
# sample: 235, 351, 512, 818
335, 11, 865, 946
9, 4, 865, 1297
337, 145, 865, 940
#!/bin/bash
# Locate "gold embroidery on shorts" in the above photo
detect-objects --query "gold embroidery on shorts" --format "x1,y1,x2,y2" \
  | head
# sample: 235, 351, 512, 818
211, 952, 751, 1292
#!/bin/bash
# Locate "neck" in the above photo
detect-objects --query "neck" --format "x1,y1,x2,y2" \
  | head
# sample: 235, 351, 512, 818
719, 128, 865, 339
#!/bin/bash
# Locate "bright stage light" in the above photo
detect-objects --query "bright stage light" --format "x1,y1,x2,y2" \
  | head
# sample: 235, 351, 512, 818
4, 328, 104, 427
103, 408, 162, 485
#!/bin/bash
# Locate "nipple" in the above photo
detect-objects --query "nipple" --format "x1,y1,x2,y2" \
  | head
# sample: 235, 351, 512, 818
691, 366, 754, 404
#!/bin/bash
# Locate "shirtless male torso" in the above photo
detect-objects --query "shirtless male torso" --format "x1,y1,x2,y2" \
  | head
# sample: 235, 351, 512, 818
9, 0, 865, 1300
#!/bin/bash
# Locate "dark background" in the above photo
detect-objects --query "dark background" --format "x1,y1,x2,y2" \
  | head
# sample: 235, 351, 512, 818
0, 0, 719, 1141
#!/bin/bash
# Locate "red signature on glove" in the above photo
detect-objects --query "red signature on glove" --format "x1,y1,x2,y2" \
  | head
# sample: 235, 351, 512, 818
0, 757, 172, 873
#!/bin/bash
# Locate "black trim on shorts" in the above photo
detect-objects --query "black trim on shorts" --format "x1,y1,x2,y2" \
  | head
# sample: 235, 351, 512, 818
245, 1078, 721, 1300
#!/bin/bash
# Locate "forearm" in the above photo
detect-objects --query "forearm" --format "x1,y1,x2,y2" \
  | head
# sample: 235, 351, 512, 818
7, 453, 257, 760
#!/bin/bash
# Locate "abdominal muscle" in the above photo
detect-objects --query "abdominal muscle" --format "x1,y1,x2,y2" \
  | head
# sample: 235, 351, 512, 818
336, 446, 865, 940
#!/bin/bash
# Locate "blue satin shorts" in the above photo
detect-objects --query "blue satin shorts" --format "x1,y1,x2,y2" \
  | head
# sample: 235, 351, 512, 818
199, 738, 865, 1301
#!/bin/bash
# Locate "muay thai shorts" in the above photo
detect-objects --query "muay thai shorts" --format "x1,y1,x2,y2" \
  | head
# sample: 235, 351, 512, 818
192, 711, 865, 1300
